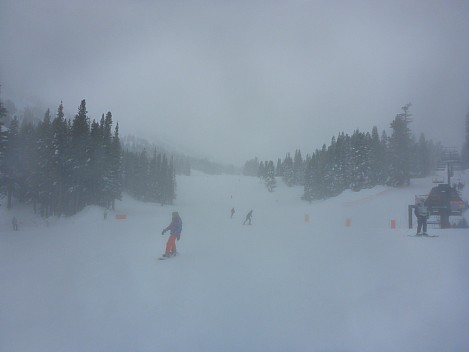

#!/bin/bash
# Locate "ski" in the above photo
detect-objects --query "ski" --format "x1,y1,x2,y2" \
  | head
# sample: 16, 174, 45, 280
408, 234, 439, 238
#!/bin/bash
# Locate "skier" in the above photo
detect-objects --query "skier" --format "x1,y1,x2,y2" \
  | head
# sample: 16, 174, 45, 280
414, 200, 430, 235
243, 210, 253, 225
161, 212, 183, 258
12, 216, 18, 231
231, 207, 235, 218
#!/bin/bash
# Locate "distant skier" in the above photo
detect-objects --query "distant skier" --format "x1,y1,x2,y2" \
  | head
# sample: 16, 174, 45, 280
231, 207, 235, 218
414, 200, 430, 235
161, 212, 183, 258
12, 216, 18, 231
243, 210, 253, 225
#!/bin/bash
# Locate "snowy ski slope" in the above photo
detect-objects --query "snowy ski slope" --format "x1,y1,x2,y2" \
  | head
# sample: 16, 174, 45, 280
1, 171, 468, 352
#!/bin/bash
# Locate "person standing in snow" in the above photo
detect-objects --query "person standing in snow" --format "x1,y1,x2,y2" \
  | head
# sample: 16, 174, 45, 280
12, 216, 18, 231
231, 207, 235, 218
414, 200, 430, 235
243, 210, 253, 225
161, 212, 183, 257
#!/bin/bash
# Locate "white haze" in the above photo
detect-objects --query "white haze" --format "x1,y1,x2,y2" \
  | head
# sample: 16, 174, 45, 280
1, 0, 469, 164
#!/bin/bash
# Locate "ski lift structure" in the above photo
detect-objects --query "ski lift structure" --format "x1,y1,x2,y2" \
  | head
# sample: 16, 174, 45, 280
409, 148, 468, 229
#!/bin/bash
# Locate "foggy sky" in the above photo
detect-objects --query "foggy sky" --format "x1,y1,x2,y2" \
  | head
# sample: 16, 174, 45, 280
1, 0, 469, 165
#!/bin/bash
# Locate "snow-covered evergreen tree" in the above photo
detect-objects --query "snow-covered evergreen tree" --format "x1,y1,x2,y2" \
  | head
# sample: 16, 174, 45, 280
243, 158, 259, 176
293, 149, 304, 185
258, 161, 266, 179
50, 102, 69, 215
263, 160, 276, 192
276, 158, 283, 177
70, 100, 92, 212
160, 154, 176, 205
387, 103, 413, 186
3, 117, 23, 209
412, 133, 432, 178
462, 109, 469, 169
282, 153, 294, 186
5, 118, 36, 209
36, 109, 56, 217
0, 99, 8, 200
369, 126, 387, 185
349, 130, 372, 191
303, 147, 328, 200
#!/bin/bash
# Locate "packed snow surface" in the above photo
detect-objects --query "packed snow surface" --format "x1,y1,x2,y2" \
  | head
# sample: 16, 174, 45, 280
1, 172, 469, 352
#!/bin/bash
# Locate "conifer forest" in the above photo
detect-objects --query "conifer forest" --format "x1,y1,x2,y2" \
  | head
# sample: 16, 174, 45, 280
0, 99, 176, 217
246, 104, 450, 200
1, 98, 468, 215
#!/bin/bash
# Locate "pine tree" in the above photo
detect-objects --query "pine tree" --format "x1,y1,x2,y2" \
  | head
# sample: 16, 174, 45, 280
303, 148, 328, 200
166, 157, 176, 204
303, 156, 315, 202
327, 133, 352, 195
462, 109, 469, 169
0, 98, 8, 197
17, 119, 38, 207
387, 103, 413, 186
89, 118, 102, 205
282, 153, 294, 186
154, 152, 163, 201
160, 154, 172, 205
50, 102, 69, 215
3, 117, 20, 209
258, 161, 266, 179
110, 122, 122, 210
349, 130, 371, 191
380, 130, 389, 183
138, 149, 149, 200
70, 99, 91, 212
312, 150, 324, 200
413, 133, 432, 177
148, 149, 159, 202
243, 158, 259, 176
369, 127, 386, 185
100, 112, 121, 209
36, 109, 55, 217
265, 160, 276, 192
276, 158, 283, 177
293, 149, 304, 185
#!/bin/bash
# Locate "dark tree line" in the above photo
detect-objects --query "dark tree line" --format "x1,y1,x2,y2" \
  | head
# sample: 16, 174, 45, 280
122, 134, 237, 175
0, 99, 176, 216
122, 148, 176, 205
276, 150, 306, 186
244, 104, 443, 201
121, 135, 191, 176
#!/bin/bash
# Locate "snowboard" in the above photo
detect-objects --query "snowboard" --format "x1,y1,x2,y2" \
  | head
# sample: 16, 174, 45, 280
408, 233, 439, 238
158, 252, 178, 260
